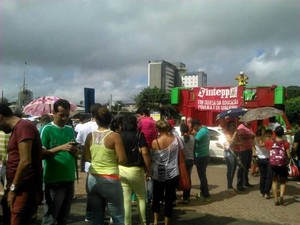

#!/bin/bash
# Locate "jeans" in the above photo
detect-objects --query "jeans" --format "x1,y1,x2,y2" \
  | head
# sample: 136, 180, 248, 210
88, 174, 124, 225
224, 150, 237, 189
258, 158, 272, 195
194, 156, 210, 197
183, 159, 194, 200
236, 149, 253, 188
42, 182, 74, 225
1, 190, 40, 225
85, 174, 93, 220
0, 164, 6, 188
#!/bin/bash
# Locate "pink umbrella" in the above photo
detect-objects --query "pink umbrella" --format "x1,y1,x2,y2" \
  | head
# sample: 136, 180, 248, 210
23, 96, 77, 117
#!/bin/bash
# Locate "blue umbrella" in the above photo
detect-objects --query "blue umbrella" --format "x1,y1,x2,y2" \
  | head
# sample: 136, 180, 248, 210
216, 107, 248, 121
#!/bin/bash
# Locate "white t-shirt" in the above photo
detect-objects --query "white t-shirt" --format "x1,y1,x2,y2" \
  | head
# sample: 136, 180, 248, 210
76, 120, 98, 172
75, 123, 85, 133
76, 120, 98, 145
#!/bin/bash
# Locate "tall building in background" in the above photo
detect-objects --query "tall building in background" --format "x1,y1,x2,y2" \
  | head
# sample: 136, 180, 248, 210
148, 60, 185, 92
181, 71, 207, 88
18, 75, 33, 107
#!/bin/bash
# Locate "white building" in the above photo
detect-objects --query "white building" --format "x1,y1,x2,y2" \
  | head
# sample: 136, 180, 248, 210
181, 71, 207, 88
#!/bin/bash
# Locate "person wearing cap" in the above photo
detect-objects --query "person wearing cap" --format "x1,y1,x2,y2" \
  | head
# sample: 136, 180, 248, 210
192, 119, 211, 201
0, 103, 43, 225
235, 71, 248, 86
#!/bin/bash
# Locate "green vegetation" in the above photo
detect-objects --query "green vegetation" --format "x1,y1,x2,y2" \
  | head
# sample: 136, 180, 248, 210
286, 86, 300, 99
285, 96, 300, 125
285, 86, 300, 125
134, 87, 180, 120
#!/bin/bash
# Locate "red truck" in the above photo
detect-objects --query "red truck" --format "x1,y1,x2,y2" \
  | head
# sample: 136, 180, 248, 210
171, 85, 292, 131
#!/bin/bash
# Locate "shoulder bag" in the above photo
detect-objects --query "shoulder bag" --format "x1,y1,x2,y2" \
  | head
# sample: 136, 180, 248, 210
176, 137, 191, 191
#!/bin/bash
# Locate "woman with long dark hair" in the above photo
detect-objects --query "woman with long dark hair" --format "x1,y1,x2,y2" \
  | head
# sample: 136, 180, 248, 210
119, 115, 151, 225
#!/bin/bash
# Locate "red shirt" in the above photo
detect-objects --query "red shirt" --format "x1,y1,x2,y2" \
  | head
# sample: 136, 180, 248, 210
7, 119, 43, 192
265, 139, 290, 152
137, 117, 157, 148
236, 123, 255, 151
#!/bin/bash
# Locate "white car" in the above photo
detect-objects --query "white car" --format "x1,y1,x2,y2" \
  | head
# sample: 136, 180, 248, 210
207, 126, 226, 158
174, 126, 226, 158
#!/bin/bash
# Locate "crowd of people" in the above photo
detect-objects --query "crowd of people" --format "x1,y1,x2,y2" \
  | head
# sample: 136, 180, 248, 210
0, 100, 299, 225
223, 117, 298, 207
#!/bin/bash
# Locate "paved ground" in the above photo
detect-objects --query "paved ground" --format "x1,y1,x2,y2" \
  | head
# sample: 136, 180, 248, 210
2, 160, 300, 224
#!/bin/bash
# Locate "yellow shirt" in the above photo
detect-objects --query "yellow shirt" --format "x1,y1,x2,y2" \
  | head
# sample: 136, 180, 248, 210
0, 131, 10, 163
89, 130, 119, 175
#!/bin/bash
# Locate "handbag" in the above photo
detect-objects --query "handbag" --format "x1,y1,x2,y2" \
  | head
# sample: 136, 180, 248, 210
287, 158, 300, 178
176, 137, 191, 191
126, 132, 144, 167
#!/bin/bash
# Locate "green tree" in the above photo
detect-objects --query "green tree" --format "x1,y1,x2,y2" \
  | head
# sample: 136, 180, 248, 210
134, 87, 169, 110
286, 86, 300, 99
134, 87, 180, 119
285, 96, 300, 125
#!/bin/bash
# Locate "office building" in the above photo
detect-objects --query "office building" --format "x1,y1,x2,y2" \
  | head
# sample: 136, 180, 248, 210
181, 71, 207, 88
148, 60, 185, 92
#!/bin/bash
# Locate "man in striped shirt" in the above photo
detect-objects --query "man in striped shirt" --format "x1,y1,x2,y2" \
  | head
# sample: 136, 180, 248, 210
0, 131, 9, 189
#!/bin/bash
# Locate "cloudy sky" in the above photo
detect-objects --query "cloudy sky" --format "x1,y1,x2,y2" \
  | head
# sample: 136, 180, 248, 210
1, 0, 299, 105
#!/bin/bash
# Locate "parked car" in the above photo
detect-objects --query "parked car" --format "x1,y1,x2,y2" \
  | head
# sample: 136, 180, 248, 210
174, 126, 226, 158
207, 127, 226, 158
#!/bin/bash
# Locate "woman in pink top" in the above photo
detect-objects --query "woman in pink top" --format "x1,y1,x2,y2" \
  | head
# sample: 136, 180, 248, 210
232, 121, 255, 191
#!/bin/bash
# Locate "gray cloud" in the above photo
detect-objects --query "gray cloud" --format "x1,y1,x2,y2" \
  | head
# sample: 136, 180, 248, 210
1, 0, 299, 104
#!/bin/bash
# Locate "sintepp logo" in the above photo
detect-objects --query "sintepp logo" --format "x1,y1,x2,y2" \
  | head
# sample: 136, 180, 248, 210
198, 87, 238, 99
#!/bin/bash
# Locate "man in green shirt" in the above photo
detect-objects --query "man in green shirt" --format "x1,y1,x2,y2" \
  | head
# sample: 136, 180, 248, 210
40, 99, 79, 225
192, 119, 211, 201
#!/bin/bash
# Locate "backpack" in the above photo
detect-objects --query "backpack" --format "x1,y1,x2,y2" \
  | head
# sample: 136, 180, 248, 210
269, 141, 287, 166
126, 132, 144, 167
